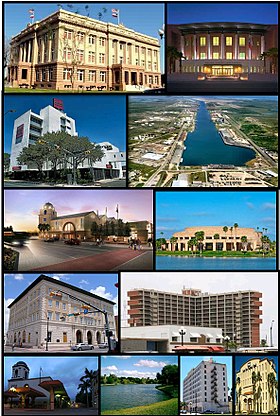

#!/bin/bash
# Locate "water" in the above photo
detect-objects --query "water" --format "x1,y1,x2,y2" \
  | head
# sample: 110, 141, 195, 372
101, 384, 167, 411
156, 255, 276, 271
181, 101, 256, 166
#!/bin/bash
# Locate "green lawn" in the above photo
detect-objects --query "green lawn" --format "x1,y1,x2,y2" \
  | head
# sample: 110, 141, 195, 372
4, 87, 124, 94
102, 398, 178, 415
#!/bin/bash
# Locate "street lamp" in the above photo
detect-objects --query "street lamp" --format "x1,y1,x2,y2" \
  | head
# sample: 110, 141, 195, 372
270, 320, 275, 347
4, 109, 16, 116
224, 335, 230, 352
46, 316, 50, 351
179, 327, 186, 346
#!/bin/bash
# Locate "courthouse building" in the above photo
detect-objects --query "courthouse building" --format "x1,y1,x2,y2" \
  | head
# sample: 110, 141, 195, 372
9, 100, 126, 179
183, 358, 230, 414
166, 226, 262, 251
167, 22, 278, 77
127, 287, 262, 347
236, 357, 278, 414
6, 275, 116, 348
8, 8, 161, 91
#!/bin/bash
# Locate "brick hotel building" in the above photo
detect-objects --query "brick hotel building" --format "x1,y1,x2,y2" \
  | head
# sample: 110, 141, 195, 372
167, 22, 278, 77
8, 9, 161, 91
128, 287, 262, 347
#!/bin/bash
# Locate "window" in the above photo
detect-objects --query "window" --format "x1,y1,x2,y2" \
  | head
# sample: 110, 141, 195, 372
73, 306, 78, 312
89, 70, 96, 82
135, 45, 139, 53
120, 43, 123, 50
100, 71, 106, 82
21, 69, 27, 79
135, 58, 139, 65
154, 62, 157, 71
63, 68, 72, 80
213, 36, 219, 46
112, 55, 115, 64
77, 49, 84, 62
48, 299, 52, 307
213, 52, 219, 59
77, 69, 84, 81
226, 52, 233, 59
62, 303, 66, 310
49, 68, 54, 81
47, 311, 52, 320
200, 52, 206, 59
36, 70, 40, 82
120, 56, 123, 64
99, 53, 105, 64
77, 32, 84, 42
55, 312, 60, 321
200, 37, 206, 46
64, 30, 72, 40
88, 51, 95, 63
148, 75, 153, 84
88, 34, 95, 45
239, 52, 246, 59
190, 337, 198, 342
51, 49, 55, 61
239, 37, 246, 46
99, 37, 105, 47
56, 301, 60, 309
226, 36, 232, 46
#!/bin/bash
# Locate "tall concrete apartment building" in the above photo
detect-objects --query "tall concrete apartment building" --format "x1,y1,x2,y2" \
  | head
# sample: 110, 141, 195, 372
166, 226, 262, 251
167, 22, 278, 77
183, 358, 229, 413
6, 275, 116, 348
127, 287, 262, 347
236, 357, 278, 414
8, 9, 161, 91
9, 101, 126, 179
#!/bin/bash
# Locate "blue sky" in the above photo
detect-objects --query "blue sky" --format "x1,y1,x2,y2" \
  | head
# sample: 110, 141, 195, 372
156, 191, 276, 240
4, 2, 164, 71
4, 95, 126, 153
4, 273, 118, 332
101, 356, 178, 379
4, 356, 98, 400
168, 2, 278, 24
235, 355, 278, 376
180, 356, 233, 400
4, 189, 153, 231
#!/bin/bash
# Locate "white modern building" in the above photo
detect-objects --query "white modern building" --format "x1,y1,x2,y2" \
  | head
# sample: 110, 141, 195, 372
121, 324, 224, 353
9, 101, 126, 179
6, 275, 116, 349
183, 358, 230, 414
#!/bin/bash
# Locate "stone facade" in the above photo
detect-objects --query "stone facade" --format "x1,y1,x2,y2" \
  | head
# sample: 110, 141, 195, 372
236, 357, 278, 414
128, 287, 262, 347
183, 358, 229, 413
9, 9, 161, 91
167, 22, 278, 76
6, 275, 115, 348
167, 226, 262, 251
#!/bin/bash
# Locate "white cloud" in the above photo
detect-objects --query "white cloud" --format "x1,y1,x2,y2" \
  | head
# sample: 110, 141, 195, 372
134, 360, 166, 368
103, 365, 118, 372
262, 202, 276, 210
5, 298, 14, 333
79, 279, 89, 285
51, 275, 61, 281
119, 370, 157, 378
90, 286, 118, 315
14, 274, 24, 281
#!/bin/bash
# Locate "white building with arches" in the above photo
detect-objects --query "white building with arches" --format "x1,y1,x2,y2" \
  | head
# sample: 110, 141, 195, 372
6, 275, 116, 349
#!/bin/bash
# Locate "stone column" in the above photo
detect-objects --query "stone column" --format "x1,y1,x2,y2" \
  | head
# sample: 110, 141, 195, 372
207, 33, 211, 59
28, 40, 32, 62
261, 35, 265, 54
221, 33, 225, 59
234, 34, 238, 59
49, 387, 55, 410
248, 35, 252, 60
193, 34, 197, 59
223, 242, 227, 251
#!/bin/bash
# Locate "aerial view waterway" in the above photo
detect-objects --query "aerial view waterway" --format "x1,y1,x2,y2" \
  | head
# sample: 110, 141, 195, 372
156, 256, 276, 271
101, 384, 168, 412
181, 101, 256, 166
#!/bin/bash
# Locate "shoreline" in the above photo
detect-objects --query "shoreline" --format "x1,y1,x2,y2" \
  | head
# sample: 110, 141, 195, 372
218, 130, 255, 151
156, 251, 275, 258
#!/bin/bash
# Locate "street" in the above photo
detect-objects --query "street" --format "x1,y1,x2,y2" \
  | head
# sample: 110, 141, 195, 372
4, 178, 126, 188
4, 345, 109, 353
167, 79, 278, 93
5, 239, 153, 271
4, 408, 98, 415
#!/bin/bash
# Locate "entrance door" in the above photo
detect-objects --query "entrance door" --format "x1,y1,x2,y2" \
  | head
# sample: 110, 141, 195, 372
76, 330, 82, 343
212, 66, 223, 76
87, 331, 92, 344
63, 332, 67, 342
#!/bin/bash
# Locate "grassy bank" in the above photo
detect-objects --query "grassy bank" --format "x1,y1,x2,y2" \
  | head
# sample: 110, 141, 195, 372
156, 385, 178, 398
156, 250, 275, 257
102, 398, 178, 415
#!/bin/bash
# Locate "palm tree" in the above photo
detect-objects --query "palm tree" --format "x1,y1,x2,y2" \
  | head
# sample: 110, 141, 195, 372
167, 46, 182, 74
195, 231, 205, 254
259, 51, 268, 73
252, 371, 257, 413
267, 372, 277, 412
266, 48, 278, 74
223, 226, 228, 251
241, 236, 248, 252
78, 377, 91, 408
230, 226, 234, 250
256, 372, 262, 413
79, 368, 98, 408
213, 233, 220, 252
170, 236, 178, 251
234, 223, 238, 251
188, 237, 197, 254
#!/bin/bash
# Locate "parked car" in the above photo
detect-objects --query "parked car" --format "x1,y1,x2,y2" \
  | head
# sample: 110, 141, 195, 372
71, 343, 94, 351
64, 238, 81, 245
98, 342, 108, 349
44, 238, 55, 242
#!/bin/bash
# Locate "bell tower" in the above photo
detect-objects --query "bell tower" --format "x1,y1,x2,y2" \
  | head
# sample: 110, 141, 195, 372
11, 361, 30, 380
38, 202, 57, 225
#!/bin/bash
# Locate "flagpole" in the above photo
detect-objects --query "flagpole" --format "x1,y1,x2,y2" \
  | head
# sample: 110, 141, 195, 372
118, 11, 120, 25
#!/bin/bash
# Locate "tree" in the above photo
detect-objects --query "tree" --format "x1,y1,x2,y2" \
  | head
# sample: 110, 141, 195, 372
77, 377, 91, 408
91, 221, 100, 239
17, 144, 48, 179
195, 231, 204, 254
156, 238, 166, 250
4, 153, 10, 172
234, 223, 238, 251
230, 226, 234, 250
79, 368, 98, 408
267, 372, 277, 411
252, 371, 257, 413
223, 226, 228, 239
266, 48, 278, 74
241, 236, 248, 252
157, 365, 179, 387
188, 237, 197, 254
4, 38, 11, 78
255, 372, 262, 413
170, 236, 177, 251
167, 46, 182, 74
236, 377, 241, 414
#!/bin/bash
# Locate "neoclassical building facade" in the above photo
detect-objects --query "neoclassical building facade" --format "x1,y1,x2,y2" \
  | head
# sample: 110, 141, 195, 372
236, 357, 278, 414
167, 22, 278, 76
166, 226, 262, 251
6, 275, 116, 348
8, 9, 161, 91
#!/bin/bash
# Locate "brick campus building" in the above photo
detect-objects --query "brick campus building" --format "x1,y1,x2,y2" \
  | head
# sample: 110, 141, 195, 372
8, 9, 161, 91
127, 287, 263, 347
167, 22, 278, 77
